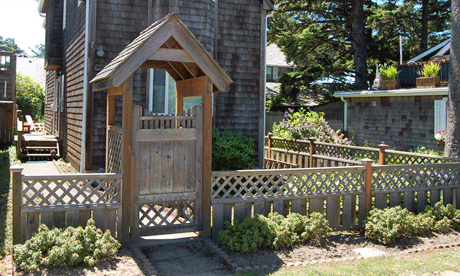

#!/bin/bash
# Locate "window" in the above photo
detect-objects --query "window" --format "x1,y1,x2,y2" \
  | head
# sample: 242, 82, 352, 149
434, 98, 447, 135
53, 75, 64, 112
147, 69, 202, 115
63, 0, 67, 30
266, 66, 279, 82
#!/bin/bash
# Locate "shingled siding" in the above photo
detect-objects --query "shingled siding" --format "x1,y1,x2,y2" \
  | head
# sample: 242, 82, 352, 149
61, 1, 86, 168
44, 71, 56, 135
64, 31, 86, 167
347, 96, 445, 151
214, 1, 263, 156
91, 0, 150, 169
149, 0, 216, 54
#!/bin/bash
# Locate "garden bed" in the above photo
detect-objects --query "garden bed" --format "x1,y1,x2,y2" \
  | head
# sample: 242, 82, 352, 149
223, 230, 460, 271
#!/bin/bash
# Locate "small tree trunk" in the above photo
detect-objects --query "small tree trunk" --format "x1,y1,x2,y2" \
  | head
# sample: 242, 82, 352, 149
352, 0, 368, 90
445, 0, 460, 157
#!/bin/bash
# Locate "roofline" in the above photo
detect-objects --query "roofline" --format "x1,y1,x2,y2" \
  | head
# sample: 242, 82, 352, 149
334, 87, 449, 98
409, 39, 451, 62
38, 0, 47, 13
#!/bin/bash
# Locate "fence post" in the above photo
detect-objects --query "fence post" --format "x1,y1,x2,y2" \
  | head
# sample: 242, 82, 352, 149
379, 144, 388, 165
267, 133, 273, 159
11, 165, 23, 245
361, 158, 374, 215
309, 138, 316, 168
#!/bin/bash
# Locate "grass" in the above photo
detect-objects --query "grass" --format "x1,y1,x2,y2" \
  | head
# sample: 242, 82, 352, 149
239, 247, 460, 276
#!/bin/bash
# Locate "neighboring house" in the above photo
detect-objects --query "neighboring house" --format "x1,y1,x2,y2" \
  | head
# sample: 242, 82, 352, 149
330, 42, 451, 150
265, 43, 293, 82
39, 0, 274, 171
16, 56, 46, 87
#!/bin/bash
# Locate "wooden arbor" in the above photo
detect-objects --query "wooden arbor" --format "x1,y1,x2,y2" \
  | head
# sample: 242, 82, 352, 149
90, 13, 232, 244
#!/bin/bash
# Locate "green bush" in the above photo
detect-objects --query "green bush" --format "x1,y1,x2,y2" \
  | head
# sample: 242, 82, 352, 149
380, 65, 398, 80
16, 73, 45, 121
13, 219, 120, 272
217, 214, 273, 253
418, 62, 441, 78
217, 212, 331, 252
212, 128, 256, 171
365, 202, 460, 245
272, 108, 351, 145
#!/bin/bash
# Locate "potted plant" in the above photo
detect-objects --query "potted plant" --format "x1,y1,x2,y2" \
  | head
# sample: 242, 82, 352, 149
379, 65, 400, 90
435, 129, 446, 145
416, 62, 441, 88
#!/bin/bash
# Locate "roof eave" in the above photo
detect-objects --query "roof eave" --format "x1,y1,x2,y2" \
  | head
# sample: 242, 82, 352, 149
334, 87, 449, 98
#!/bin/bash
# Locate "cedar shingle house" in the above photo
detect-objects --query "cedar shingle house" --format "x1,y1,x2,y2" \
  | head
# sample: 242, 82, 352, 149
39, 0, 274, 171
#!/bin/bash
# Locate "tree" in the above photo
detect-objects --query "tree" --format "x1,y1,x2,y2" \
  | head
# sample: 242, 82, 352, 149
445, 0, 459, 157
16, 73, 45, 120
0, 36, 24, 54
29, 44, 45, 58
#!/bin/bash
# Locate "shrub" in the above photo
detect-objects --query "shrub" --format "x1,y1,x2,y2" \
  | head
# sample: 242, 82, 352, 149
418, 62, 441, 78
212, 128, 256, 171
13, 219, 120, 272
364, 206, 414, 244
16, 73, 45, 121
217, 212, 331, 252
217, 214, 273, 253
272, 108, 351, 145
365, 202, 460, 245
380, 65, 398, 80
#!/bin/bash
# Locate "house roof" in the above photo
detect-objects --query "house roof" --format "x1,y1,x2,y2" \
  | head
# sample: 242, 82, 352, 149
408, 39, 451, 63
266, 43, 292, 68
334, 87, 448, 98
90, 13, 232, 92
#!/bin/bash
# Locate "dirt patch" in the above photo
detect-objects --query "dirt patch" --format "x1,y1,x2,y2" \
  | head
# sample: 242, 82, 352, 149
12, 249, 146, 276
223, 230, 460, 270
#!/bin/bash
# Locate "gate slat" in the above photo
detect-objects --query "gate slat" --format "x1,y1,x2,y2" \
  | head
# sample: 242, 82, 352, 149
389, 193, 401, 207
443, 188, 453, 205
375, 193, 387, 209
431, 190, 440, 206
326, 196, 340, 229
342, 195, 352, 229
212, 203, 224, 238
309, 197, 324, 214
417, 191, 427, 213
404, 192, 415, 212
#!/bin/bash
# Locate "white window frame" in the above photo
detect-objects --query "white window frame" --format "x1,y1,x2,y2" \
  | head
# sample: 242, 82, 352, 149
434, 98, 447, 135
148, 69, 170, 115
63, 0, 67, 30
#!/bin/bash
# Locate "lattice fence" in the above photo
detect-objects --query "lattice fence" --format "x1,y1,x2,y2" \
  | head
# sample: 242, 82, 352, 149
371, 163, 460, 213
14, 172, 122, 243
315, 142, 380, 162
107, 126, 122, 173
384, 150, 458, 165
211, 167, 367, 237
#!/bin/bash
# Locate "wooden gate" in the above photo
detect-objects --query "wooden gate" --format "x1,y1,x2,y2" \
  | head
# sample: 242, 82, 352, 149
131, 104, 203, 237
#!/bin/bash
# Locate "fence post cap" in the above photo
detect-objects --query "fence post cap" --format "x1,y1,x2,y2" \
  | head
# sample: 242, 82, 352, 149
361, 158, 374, 165
379, 144, 389, 149
308, 138, 316, 142
10, 165, 24, 172
268, 133, 273, 136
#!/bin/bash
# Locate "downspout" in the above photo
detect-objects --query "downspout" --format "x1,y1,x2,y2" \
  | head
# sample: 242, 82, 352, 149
340, 96, 348, 132
80, 0, 90, 172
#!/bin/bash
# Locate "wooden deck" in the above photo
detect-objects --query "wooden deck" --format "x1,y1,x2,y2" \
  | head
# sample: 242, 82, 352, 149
17, 132, 60, 159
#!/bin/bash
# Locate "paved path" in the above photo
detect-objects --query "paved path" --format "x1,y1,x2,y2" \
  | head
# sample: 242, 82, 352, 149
142, 238, 233, 276
20, 160, 61, 175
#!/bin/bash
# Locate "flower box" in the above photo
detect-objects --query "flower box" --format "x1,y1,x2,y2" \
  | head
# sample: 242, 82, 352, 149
380, 79, 400, 90
416, 76, 440, 88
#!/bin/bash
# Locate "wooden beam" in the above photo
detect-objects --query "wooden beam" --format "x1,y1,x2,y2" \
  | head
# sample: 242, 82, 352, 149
201, 77, 213, 239
140, 60, 172, 70
176, 76, 207, 98
167, 61, 189, 80
107, 85, 124, 96
182, 62, 202, 78
106, 94, 116, 171
121, 76, 134, 246
148, 48, 194, 63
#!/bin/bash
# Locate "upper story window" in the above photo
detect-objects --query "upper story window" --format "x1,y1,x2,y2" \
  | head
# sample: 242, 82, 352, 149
266, 66, 278, 82
63, 0, 67, 29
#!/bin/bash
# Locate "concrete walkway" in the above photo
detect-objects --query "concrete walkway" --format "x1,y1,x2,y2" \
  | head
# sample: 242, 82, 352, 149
20, 160, 61, 175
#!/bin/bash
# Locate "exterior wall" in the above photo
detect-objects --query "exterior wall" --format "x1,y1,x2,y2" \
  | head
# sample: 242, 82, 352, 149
44, 0, 63, 69
346, 96, 445, 151
61, 1, 86, 168
311, 101, 344, 132
44, 71, 56, 135
214, 0, 263, 157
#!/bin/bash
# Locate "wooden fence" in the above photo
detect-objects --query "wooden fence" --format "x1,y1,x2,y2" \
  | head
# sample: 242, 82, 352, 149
265, 135, 460, 168
11, 166, 123, 245
211, 160, 460, 238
